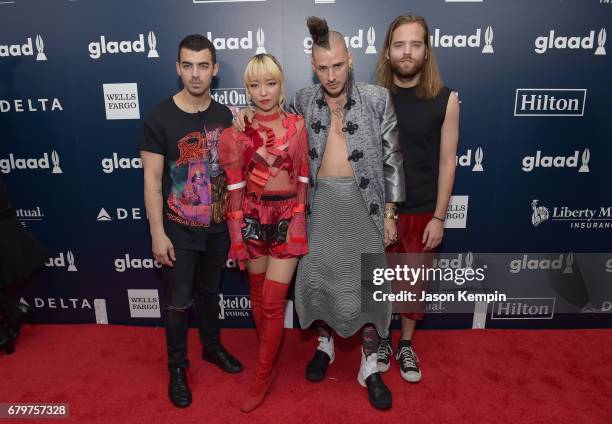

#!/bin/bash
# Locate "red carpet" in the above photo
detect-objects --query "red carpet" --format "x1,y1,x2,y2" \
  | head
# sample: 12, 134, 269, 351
1, 325, 611, 424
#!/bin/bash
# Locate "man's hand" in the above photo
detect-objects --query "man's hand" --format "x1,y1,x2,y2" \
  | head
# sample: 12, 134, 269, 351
233, 108, 255, 132
152, 232, 176, 267
422, 219, 444, 251
384, 218, 398, 247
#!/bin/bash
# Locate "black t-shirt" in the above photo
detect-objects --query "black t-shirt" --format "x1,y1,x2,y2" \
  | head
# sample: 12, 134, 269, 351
139, 97, 233, 251
393, 85, 452, 214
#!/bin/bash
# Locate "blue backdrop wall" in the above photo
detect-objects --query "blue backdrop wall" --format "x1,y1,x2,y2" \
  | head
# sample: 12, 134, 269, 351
1, 0, 611, 329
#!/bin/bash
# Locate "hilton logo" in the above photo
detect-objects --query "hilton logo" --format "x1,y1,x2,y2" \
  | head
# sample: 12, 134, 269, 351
514, 89, 586, 116
491, 297, 555, 319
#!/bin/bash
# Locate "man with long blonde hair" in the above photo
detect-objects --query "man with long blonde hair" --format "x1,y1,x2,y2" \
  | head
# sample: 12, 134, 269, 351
375, 15, 460, 383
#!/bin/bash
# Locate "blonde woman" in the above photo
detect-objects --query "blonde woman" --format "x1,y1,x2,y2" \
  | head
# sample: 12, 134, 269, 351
219, 53, 309, 412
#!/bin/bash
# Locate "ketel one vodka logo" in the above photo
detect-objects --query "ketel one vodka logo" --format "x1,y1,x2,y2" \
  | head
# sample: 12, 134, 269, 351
45, 250, 78, 272
429, 26, 494, 54
509, 253, 574, 274
206, 29, 266, 53
0, 34, 47, 61
218, 294, 252, 319
456, 147, 484, 172
522, 148, 590, 173
88, 31, 159, 59
303, 27, 377, 54
534, 28, 606, 55
0, 151, 62, 174
211, 88, 248, 108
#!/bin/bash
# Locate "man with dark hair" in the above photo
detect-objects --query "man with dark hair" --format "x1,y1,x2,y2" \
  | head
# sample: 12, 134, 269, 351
139, 34, 243, 408
292, 17, 404, 410
375, 15, 459, 383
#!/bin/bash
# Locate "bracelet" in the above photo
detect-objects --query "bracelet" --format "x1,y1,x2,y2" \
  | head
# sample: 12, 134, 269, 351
383, 209, 398, 220
433, 215, 445, 222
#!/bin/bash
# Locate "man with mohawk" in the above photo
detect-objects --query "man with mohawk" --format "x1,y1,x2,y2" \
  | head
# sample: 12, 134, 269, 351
292, 16, 404, 410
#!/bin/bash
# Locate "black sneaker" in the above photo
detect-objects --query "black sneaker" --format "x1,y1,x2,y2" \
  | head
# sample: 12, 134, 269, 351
396, 345, 421, 383
377, 338, 392, 372
168, 367, 192, 408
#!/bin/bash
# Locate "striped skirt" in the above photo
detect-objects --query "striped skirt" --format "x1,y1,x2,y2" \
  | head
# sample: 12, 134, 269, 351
295, 176, 391, 338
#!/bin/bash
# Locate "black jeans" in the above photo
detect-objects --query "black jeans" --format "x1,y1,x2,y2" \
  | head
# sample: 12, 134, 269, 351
162, 231, 229, 370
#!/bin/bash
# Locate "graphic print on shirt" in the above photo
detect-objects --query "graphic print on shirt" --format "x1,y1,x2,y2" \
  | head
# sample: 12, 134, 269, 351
166, 126, 226, 227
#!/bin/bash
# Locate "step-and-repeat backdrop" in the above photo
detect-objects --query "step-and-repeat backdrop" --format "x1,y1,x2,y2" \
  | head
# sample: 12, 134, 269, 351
1, 0, 610, 330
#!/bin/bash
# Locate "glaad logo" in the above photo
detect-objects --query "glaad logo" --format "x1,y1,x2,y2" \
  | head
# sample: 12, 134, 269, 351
522, 148, 590, 173
127, 289, 160, 318
509, 253, 574, 274
303, 27, 377, 54
101, 153, 143, 173
45, 250, 78, 272
534, 28, 606, 55
456, 147, 484, 172
88, 31, 159, 59
491, 297, 555, 319
0, 98, 63, 113
0, 35, 47, 61
429, 26, 493, 53
114, 254, 162, 272
514, 89, 586, 116
0, 151, 62, 174
103, 83, 140, 120
445, 195, 469, 228
530, 199, 612, 229
606, 258, 612, 273
219, 294, 252, 319
97, 207, 143, 221
205, 29, 266, 52
432, 252, 474, 269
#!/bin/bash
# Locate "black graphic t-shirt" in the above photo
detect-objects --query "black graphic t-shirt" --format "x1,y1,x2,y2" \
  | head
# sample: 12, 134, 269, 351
139, 97, 233, 251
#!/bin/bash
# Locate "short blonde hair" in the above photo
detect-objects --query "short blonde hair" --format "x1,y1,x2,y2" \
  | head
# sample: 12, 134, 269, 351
243, 53, 286, 107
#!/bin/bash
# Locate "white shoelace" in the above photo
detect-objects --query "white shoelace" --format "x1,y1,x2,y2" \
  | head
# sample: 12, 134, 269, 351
397, 346, 419, 370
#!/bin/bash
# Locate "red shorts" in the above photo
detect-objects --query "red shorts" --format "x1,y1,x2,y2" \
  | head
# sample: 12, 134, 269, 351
242, 192, 297, 260
386, 211, 436, 321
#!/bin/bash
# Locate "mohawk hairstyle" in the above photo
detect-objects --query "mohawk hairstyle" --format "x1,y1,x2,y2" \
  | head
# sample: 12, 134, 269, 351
307, 16, 330, 49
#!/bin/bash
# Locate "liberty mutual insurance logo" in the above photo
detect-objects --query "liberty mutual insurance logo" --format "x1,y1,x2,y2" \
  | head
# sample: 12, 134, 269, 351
530, 199, 612, 230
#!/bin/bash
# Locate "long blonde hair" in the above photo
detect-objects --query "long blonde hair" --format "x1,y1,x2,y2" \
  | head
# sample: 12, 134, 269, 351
243, 53, 286, 108
376, 15, 443, 100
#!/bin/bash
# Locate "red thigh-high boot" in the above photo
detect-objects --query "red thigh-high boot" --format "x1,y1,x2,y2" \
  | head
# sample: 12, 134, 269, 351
240, 278, 289, 413
247, 272, 265, 338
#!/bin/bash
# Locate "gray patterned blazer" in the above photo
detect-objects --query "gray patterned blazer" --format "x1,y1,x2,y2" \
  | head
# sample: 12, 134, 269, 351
289, 77, 405, 235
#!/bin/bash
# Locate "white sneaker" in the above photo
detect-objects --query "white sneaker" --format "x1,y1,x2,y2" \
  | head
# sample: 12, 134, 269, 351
357, 348, 378, 387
